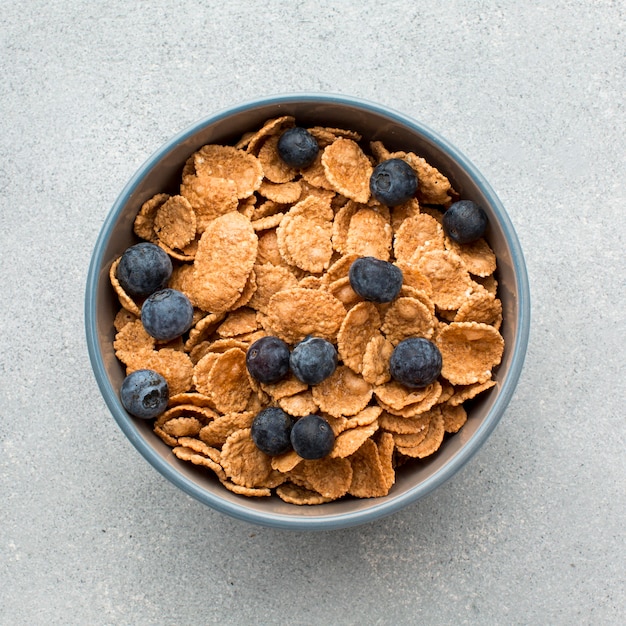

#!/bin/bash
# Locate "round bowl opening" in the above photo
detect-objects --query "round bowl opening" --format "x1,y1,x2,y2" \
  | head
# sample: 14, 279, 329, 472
86, 94, 530, 530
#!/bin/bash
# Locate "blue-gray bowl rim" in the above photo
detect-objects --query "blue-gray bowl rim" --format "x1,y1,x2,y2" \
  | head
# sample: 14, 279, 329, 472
85, 92, 531, 531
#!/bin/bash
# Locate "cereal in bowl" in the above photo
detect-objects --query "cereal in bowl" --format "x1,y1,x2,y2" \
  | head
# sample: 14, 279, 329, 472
109, 118, 504, 504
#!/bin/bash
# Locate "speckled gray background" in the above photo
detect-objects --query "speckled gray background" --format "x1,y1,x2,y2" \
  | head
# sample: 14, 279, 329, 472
1, 1, 624, 624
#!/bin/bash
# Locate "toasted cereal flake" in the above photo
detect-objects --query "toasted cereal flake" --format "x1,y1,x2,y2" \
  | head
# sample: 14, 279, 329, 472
330, 420, 379, 458
377, 432, 395, 490
345, 207, 393, 260
394, 214, 444, 264
260, 374, 308, 401
437, 381, 455, 405
361, 334, 394, 385
345, 405, 382, 428
215, 307, 259, 338
390, 198, 421, 233
264, 288, 346, 344
193, 145, 263, 199
416, 249, 473, 310
374, 380, 434, 411
134, 193, 169, 241
180, 174, 239, 233
153, 195, 196, 250
392, 428, 430, 448
205, 338, 250, 355
276, 483, 333, 505
184, 312, 226, 351
257, 134, 297, 183
472, 273, 498, 296
154, 426, 178, 447
397, 410, 445, 458
131, 349, 194, 396
167, 263, 193, 294
243, 115, 295, 154
441, 403, 467, 433
347, 439, 390, 498
289, 194, 334, 221
376, 382, 442, 418
168, 392, 215, 408
312, 366, 373, 417
259, 180, 302, 204
157, 238, 198, 262
172, 445, 226, 479
271, 449, 303, 473
300, 152, 335, 190
114, 319, 155, 365
326, 276, 362, 310
445, 236, 497, 277
198, 411, 256, 448
436, 322, 504, 385
256, 230, 284, 266
396, 261, 432, 294
381, 296, 436, 345
337, 302, 381, 373
161, 417, 202, 438
447, 379, 497, 406
189, 212, 258, 312
321, 253, 359, 286
109, 258, 141, 316
251, 212, 285, 232
370, 140, 392, 162
203, 348, 252, 413
302, 457, 353, 499
248, 199, 282, 220
403, 153, 453, 205
220, 428, 272, 488
220, 480, 272, 497
298, 275, 323, 289
322, 138, 372, 203
308, 126, 362, 146
278, 390, 318, 417
158, 404, 218, 424
247, 264, 299, 314
331, 201, 360, 254
278, 213, 333, 273
455, 288, 502, 329
379, 410, 431, 435
113, 308, 138, 332
229, 268, 258, 310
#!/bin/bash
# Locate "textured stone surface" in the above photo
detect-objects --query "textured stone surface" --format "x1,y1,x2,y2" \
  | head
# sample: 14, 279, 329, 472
1, 1, 624, 624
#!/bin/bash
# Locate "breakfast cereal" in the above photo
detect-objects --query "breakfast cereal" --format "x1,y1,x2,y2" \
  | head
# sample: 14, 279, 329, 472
109, 116, 505, 504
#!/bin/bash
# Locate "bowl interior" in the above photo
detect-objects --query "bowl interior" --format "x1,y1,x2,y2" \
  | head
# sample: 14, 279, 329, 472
86, 95, 529, 529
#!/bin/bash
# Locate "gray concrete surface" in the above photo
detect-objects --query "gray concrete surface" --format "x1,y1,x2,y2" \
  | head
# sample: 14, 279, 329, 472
1, 1, 624, 624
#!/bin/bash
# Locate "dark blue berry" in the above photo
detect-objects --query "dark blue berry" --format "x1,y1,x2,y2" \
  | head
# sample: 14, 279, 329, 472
290, 336, 338, 385
277, 127, 319, 168
246, 336, 291, 384
251, 407, 293, 456
389, 337, 442, 388
120, 369, 169, 419
348, 257, 403, 303
369, 158, 418, 206
116, 242, 173, 298
290, 414, 335, 460
141, 288, 194, 341
442, 200, 488, 244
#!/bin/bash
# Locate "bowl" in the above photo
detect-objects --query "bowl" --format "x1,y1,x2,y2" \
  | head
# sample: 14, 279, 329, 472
85, 94, 530, 530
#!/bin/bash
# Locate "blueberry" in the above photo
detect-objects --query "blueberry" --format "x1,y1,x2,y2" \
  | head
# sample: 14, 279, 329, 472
290, 414, 335, 460
251, 407, 293, 456
442, 200, 488, 244
289, 336, 338, 385
348, 257, 403, 303
369, 158, 418, 206
141, 288, 194, 341
120, 369, 169, 419
277, 127, 319, 168
389, 337, 442, 388
116, 242, 173, 298
246, 336, 291, 384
